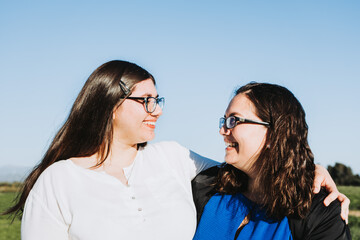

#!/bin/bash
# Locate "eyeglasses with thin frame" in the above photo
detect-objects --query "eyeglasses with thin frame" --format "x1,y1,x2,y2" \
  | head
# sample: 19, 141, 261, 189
219, 115, 270, 129
121, 96, 165, 113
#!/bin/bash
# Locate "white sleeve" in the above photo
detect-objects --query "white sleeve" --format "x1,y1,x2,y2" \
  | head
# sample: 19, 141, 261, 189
188, 150, 219, 177
21, 191, 69, 240
160, 141, 219, 180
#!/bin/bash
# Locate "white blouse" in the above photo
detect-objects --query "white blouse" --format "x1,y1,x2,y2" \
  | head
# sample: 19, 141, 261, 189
21, 141, 218, 240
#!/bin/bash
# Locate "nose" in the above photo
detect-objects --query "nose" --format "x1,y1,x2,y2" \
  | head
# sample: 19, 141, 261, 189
151, 104, 163, 117
219, 125, 230, 136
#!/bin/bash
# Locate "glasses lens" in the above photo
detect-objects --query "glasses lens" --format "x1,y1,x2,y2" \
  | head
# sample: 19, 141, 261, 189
145, 97, 165, 113
219, 118, 225, 129
157, 97, 165, 110
226, 116, 236, 129
145, 97, 156, 113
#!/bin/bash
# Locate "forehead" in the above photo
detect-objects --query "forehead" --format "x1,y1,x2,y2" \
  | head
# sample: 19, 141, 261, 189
226, 94, 257, 117
131, 79, 157, 96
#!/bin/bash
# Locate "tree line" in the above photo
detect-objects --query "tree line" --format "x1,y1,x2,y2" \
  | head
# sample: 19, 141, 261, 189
327, 162, 360, 186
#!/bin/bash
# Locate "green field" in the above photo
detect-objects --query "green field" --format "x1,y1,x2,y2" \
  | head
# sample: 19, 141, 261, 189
1, 187, 360, 239
0, 192, 20, 240
339, 186, 360, 239
339, 186, 360, 210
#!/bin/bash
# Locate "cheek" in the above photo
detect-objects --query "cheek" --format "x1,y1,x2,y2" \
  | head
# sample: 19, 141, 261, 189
112, 108, 145, 137
234, 127, 266, 155
116, 103, 146, 122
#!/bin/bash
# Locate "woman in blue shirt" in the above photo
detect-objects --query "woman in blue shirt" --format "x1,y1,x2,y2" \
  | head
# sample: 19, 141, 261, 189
192, 82, 351, 239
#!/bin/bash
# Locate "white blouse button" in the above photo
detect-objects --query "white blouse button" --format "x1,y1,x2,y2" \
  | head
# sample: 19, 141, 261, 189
138, 208, 142, 211
131, 196, 136, 200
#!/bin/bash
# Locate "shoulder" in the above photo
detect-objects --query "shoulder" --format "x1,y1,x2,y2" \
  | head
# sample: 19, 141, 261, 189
143, 141, 189, 159
31, 160, 73, 194
38, 160, 71, 177
191, 166, 220, 223
38, 160, 72, 179
26, 161, 73, 214
146, 141, 187, 152
192, 166, 220, 200
288, 188, 351, 239
23, 161, 72, 231
192, 166, 220, 186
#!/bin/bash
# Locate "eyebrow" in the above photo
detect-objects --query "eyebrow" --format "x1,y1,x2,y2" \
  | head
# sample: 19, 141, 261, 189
138, 93, 159, 98
224, 112, 244, 118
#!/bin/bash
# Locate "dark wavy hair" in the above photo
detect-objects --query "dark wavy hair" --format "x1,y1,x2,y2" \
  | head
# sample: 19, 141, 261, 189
215, 82, 315, 219
4, 60, 155, 218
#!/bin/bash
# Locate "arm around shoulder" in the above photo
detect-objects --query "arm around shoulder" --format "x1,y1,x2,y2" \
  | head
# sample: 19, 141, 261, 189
157, 141, 219, 179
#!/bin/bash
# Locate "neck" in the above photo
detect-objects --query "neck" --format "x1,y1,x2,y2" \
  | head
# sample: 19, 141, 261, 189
243, 174, 262, 203
93, 140, 139, 186
103, 139, 138, 169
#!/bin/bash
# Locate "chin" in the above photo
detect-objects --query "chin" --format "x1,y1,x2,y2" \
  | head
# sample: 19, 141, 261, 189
224, 156, 237, 165
224, 155, 244, 169
142, 133, 155, 142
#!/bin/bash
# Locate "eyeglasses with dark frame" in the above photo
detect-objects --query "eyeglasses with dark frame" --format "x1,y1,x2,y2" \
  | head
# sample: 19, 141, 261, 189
219, 115, 270, 129
121, 96, 165, 113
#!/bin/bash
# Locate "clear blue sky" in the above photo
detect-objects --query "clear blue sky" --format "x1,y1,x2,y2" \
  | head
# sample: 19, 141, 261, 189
1, 0, 359, 174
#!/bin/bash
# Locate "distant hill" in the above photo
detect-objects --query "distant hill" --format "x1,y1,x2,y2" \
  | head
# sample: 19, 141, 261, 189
0, 165, 31, 182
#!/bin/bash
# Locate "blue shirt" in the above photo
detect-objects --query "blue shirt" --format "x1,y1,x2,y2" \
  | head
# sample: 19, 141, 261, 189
193, 193, 292, 240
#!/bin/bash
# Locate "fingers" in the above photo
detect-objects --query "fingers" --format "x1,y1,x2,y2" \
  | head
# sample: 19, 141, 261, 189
312, 175, 324, 194
323, 192, 350, 224
313, 165, 326, 193
313, 164, 338, 195
323, 191, 339, 207
338, 193, 350, 224
314, 165, 349, 224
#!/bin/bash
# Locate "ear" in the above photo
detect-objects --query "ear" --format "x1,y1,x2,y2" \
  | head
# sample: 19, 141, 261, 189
113, 112, 116, 120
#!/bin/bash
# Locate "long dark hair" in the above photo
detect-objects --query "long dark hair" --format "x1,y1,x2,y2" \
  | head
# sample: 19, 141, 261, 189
215, 82, 315, 219
5, 60, 155, 218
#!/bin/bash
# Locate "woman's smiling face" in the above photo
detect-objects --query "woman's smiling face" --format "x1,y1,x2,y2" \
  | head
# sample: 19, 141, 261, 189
112, 79, 162, 146
220, 93, 268, 178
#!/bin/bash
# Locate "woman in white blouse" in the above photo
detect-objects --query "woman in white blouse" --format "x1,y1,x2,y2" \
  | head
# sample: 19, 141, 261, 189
5, 60, 348, 240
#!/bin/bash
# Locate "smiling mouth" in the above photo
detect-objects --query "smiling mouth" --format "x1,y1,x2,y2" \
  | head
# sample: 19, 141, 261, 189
144, 121, 156, 128
225, 141, 238, 149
